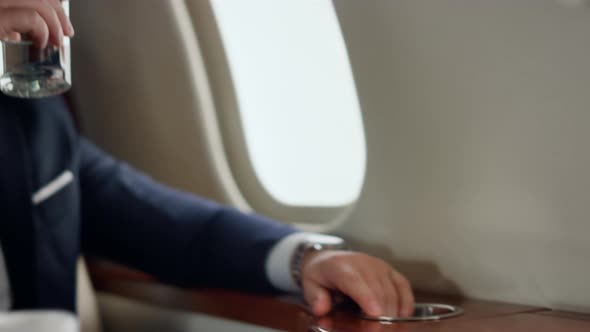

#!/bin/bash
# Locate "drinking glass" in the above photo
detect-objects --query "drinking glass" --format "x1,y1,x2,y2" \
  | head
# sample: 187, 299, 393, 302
0, 0, 71, 98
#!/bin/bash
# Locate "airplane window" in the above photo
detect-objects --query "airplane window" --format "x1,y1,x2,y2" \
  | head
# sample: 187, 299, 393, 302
210, 0, 366, 207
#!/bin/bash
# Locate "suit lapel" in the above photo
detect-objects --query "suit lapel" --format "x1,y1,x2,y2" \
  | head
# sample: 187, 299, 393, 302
0, 99, 37, 309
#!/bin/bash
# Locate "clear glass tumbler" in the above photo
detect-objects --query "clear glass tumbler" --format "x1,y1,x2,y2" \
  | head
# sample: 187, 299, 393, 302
0, 0, 71, 98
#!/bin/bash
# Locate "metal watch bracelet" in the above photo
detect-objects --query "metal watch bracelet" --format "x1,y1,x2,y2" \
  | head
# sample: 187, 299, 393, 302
290, 237, 348, 288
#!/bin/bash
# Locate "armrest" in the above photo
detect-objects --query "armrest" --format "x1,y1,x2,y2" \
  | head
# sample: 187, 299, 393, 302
86, 260, 578, 332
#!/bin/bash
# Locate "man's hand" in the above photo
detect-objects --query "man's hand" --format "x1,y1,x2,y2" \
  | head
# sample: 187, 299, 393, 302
301, 251, 415, 318
0, 0, 74, 48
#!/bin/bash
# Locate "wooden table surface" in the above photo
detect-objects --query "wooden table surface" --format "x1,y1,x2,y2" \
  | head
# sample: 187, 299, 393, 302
87, 260, 590, 332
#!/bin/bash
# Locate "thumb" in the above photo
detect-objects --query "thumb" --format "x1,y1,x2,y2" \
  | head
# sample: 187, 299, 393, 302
303, 280, 332, 316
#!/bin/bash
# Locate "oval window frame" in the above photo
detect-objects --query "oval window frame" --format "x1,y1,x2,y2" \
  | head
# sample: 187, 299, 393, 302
185, 1, 366, 226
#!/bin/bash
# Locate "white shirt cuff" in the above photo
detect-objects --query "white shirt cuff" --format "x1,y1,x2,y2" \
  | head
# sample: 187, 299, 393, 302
265, 232, 343, 293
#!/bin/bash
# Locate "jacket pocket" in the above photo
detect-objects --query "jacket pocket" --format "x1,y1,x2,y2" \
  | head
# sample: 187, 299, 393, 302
32, 170, 74, 206
33, 169, 80, 263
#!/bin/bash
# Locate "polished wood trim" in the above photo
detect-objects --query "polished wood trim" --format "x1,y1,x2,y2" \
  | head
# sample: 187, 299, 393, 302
309, 313, 590, 332
87, 259, 155, 285
424, 313, 590, 332
87, 260, 590, 331
536, 310, 590, 322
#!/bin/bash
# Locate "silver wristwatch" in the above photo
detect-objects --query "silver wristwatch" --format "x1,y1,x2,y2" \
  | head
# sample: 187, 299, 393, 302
290, 234, 348, 288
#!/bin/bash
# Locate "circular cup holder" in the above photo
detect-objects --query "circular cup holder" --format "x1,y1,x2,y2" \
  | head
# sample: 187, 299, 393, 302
360, 303, 464, 322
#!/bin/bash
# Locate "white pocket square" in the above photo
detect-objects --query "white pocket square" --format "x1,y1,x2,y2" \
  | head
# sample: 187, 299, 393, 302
32, 170, 74, 205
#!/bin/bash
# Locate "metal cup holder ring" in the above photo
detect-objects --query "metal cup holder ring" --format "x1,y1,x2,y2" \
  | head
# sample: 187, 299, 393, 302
360, 303, 464, 322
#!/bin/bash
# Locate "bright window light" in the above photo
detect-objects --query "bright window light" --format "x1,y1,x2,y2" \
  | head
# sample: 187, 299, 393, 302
211, 0, 366, 207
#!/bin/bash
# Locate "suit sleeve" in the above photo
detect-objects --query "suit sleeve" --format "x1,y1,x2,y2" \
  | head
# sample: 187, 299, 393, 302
78, 138, 298, 292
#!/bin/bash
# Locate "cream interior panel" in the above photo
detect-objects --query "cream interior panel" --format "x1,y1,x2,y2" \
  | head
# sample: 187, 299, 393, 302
70, 0, 248, 209
70, 0, 590, 313
332, 0, 590, 312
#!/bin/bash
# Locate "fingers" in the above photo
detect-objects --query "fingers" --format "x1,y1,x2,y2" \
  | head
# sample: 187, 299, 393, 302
5, 31, 21, 42
302, 252, 415, 319
0, 8, 49, 48
303, 279, 332, 316
48, 0, 74, 36
330, 265, 383, 317
376, 272, 399, 317
390, 270, 415, 317
0, 0, 72, 48
2, 0, 62, 47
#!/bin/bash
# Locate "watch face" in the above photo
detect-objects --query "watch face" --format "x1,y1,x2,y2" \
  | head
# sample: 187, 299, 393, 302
306, 234, 344, 246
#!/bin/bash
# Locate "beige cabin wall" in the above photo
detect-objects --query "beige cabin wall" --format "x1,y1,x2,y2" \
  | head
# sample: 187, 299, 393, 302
70, 0, 590, 313
332, 0, 590, 312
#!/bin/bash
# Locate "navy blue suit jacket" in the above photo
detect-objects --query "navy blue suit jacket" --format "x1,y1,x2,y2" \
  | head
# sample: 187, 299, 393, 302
0, 94, 297, 312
